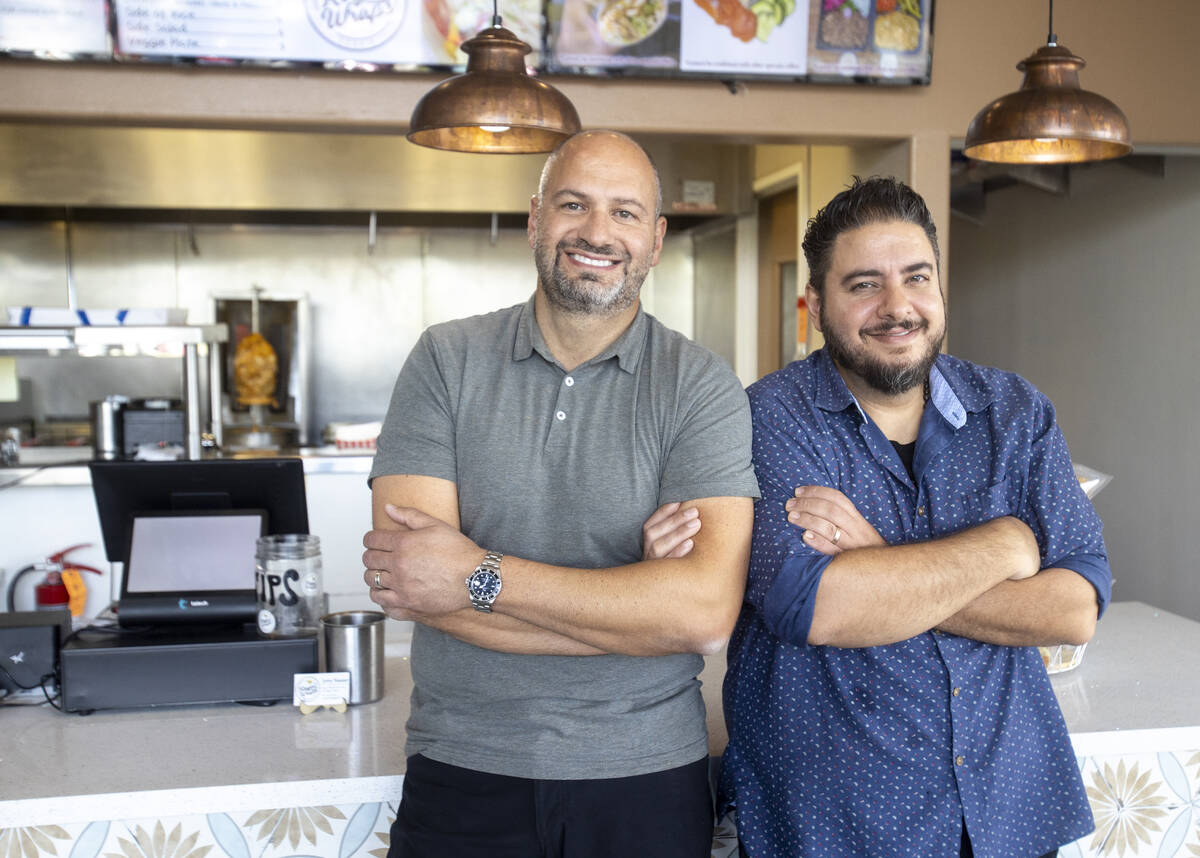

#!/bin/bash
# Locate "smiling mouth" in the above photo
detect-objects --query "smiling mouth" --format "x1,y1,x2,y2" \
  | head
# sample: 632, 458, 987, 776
566, 252, 618, 269
862, 322, 926, 343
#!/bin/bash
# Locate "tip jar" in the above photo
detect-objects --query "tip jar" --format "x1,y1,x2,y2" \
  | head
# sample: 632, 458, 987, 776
256, 534, 323, 637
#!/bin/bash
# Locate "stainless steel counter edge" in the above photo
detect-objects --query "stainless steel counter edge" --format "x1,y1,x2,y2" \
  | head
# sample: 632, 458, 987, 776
1, 450, 375, 486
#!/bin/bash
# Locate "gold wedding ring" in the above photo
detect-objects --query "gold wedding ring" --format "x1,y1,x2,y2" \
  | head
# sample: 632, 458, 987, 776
373, 570, 383, 590
832, 527, 842, 545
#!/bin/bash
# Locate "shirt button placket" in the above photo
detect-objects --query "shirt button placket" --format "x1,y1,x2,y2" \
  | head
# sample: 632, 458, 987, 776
556, 375, 575, 423
547, 375, 574, 444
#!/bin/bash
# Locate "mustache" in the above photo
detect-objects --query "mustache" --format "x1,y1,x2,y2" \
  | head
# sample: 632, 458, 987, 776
861, 318, 927, 336
560, 238, 624, 259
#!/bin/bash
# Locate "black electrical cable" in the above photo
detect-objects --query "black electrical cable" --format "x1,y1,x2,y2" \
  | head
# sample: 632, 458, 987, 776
42, 673, 62, 710
5, 564, 39, 613
0, 661, 47, 690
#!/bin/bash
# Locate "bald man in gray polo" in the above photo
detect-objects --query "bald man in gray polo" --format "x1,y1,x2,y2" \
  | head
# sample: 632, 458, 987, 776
372, 294, 757, 777
363, 131, 756, 858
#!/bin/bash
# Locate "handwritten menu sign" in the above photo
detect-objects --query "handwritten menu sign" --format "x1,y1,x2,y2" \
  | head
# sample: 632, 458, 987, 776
112, 0, 544, 67
0, 0, 109, 55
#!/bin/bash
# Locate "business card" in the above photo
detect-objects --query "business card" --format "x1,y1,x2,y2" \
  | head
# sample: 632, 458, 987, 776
294, 672, 350, 712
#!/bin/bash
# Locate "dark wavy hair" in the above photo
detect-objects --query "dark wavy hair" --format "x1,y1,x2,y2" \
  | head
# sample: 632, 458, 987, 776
802, 176, 940, 296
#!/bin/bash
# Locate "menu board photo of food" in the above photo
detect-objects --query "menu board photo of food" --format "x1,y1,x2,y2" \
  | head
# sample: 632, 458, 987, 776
424, 0, 544, 66
94, 0, 931, 81
678, 0, 808, 75
549, 0, 680, 70
807, 0, 929, 80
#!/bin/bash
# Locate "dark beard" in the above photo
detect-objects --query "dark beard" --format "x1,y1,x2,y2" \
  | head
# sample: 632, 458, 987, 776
821, 310, 944, 396
535, 237, 644, 315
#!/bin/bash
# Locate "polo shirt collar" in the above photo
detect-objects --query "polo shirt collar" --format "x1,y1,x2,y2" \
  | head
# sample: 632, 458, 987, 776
513, 293, 649, 374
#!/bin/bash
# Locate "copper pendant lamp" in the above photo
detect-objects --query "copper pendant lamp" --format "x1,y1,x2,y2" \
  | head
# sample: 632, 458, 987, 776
406, 3, 581, 154
963, 0, 1131, 164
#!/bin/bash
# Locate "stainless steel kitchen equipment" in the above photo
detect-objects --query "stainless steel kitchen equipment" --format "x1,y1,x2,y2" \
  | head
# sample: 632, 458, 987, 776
88, 395, 128, 460
213, 290, 311, 451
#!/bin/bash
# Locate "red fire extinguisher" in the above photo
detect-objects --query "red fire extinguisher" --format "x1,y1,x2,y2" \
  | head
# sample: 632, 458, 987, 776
5, 544, 103, 617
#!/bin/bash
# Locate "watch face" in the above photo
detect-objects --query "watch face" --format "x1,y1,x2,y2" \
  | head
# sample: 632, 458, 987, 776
468, 569, 501, 603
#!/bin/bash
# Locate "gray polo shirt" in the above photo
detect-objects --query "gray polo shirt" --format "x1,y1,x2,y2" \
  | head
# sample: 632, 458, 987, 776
370, 296, 758, 779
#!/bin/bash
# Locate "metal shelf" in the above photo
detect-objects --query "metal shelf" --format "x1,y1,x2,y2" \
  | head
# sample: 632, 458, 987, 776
0, 324, 227, 352
1, 324, 229, 459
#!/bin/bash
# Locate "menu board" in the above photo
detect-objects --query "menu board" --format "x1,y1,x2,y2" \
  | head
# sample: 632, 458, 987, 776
552, 0, 680, 70
807, 0, 929, 80
112, 0, 544, 66
0, 0, 108, 55
547, 0, 928, 80
3, 0, 930, 82
678, 0, 808, 75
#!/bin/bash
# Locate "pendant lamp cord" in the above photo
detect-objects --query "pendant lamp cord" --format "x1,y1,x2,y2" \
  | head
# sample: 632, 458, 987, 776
492, 0, 501, 28
1046, 0, 1056, 45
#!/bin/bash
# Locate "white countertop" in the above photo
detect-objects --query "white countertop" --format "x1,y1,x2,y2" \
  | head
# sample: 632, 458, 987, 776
0, 447, 374, 487
0, 601, 1194, 827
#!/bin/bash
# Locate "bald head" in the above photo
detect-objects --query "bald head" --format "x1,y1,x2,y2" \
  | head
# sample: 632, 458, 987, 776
537, 131, 663, 220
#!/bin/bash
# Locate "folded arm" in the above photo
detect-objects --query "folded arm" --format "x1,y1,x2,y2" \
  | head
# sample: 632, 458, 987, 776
367, 474, 603, 655
365, 473, 751, 657
789, 485, 1097, 648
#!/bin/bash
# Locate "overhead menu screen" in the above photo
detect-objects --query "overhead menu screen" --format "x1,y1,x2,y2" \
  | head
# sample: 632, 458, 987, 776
0, 0, 109, 55
5, 0, 931, 82
544, 0, 930, 81
111, 0, 544, 67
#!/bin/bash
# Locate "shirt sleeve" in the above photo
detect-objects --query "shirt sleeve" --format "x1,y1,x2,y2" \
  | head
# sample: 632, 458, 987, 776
746, 384, 838, 647
1022, 391, 1113, 616
368, 328, 458, 487
657, 351, 760, 504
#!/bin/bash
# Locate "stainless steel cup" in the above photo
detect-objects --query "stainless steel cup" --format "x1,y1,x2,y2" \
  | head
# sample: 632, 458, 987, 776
89, 396, 126, 460
321, 610, 386, 704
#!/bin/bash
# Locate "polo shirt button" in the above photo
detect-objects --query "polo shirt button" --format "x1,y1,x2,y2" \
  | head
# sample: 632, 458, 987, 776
564, 376, 575, 387
917, 506, 926, 516
952, 687, 961, 697
555, 410, 566, 421
955, 755, 965, 766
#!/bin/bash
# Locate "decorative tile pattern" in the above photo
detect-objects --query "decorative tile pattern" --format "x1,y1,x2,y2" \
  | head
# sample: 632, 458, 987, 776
1, 753, 1196, 858
0, 807, 396, 858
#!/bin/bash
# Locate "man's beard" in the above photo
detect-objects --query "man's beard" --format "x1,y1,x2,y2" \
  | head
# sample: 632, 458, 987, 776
535, 236, 650, 316
820, 308, 945, 396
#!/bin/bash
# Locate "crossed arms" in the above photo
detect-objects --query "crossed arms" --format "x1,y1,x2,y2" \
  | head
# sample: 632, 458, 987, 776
784, 485, 1101, 649
363, 473, 753, 658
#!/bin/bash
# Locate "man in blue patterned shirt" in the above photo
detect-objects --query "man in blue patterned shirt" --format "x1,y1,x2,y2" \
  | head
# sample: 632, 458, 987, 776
718, 177, 1111, 858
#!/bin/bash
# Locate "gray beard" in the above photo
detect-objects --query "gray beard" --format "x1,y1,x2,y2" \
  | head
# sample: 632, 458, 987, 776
536, 238, 645, 316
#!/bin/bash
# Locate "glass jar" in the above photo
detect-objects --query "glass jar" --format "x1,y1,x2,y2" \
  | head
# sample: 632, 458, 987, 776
255, 534, 323, 637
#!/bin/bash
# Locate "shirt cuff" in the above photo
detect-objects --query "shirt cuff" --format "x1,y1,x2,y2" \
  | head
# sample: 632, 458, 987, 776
760, 552, 834, 646
1053, 552, 1112, 618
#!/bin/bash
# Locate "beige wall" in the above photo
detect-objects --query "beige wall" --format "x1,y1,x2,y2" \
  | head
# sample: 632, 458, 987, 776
5, 0, 1184, 298
948, 155, 1200, 621
0, 1, 1194, 146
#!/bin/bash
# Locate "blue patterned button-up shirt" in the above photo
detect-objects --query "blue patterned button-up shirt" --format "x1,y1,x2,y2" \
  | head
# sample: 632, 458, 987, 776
719, 349, 1111, 858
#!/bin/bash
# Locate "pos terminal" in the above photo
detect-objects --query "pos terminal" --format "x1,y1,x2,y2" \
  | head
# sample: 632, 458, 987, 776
59, 459, 319, 712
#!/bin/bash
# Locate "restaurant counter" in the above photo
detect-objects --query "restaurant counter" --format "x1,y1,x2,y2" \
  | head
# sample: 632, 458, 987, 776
1, 601, 1198, 857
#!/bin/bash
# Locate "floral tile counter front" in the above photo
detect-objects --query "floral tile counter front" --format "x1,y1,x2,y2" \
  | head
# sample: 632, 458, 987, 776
2, 603, 1198, 858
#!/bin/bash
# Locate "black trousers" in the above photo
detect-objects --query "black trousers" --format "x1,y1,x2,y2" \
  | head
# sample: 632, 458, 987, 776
960, 825, 1058, 858
389, 754, 714, 858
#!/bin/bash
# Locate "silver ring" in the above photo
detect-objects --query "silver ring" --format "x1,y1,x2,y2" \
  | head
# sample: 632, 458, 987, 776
373, 570, 383, 590
832, 527, 842, 545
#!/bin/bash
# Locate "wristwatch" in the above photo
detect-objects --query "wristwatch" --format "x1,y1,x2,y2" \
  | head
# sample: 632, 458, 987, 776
466, 551, 504, 612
